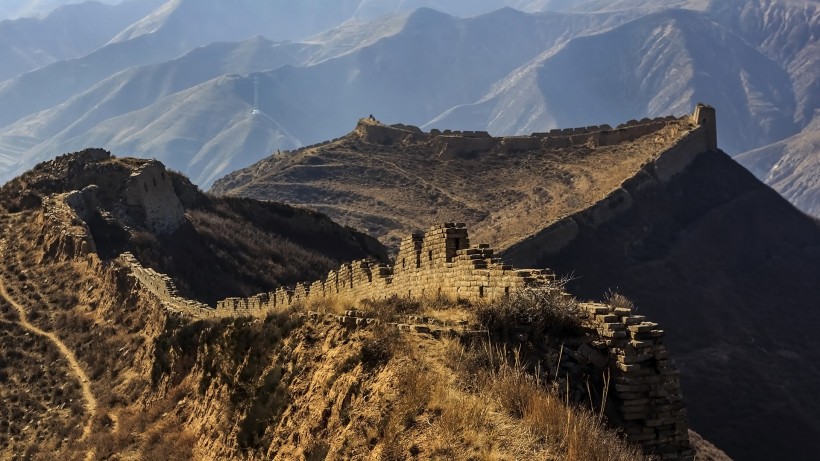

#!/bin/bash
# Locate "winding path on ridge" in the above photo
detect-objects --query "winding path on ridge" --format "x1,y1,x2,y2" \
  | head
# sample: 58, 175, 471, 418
0, 234, 98, 445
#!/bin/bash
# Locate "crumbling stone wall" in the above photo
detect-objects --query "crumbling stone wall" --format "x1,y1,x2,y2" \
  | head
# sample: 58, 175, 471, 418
503, 108, 718, 264
109, 107, 717, 460
215, 223, 555, 315
582, 303, 693, 459
352, 113, 686, 159
354, 118, 424, 144
115, 221, 692, 460
117, 252, 213, 319
124, 161, 185, 234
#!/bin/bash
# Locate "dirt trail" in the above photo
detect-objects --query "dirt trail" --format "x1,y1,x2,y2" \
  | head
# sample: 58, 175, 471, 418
0, 239, 97, 444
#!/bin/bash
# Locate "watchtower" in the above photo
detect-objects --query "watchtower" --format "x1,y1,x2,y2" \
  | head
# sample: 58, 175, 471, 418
691, 103, 717, 151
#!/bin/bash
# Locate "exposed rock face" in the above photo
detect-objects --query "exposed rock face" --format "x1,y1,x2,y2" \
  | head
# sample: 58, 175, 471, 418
125, 161, 186, 234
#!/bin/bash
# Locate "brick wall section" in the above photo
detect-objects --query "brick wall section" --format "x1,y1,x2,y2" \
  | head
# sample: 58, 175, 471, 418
107, 105, 721, 461
117, 252, 212, 319
503, 104, 718, 266
124, 161, 185, 235
214, 223, 555, 315
582, 303, 693, 460
25, 195, 694, 459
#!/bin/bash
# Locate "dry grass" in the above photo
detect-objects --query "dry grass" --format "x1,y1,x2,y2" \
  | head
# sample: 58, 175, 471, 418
372, 335, 646, 461
606, 290, 635, 311
447, 340, 646, 461
0, 208, 647, 461
487, 361, 642, 461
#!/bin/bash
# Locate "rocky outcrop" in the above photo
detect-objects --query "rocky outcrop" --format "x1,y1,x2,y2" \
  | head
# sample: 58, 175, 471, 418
125, 161, 185, 234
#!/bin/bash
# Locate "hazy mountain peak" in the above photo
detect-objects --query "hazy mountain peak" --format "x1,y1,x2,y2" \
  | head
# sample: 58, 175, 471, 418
107, 0, 177, 43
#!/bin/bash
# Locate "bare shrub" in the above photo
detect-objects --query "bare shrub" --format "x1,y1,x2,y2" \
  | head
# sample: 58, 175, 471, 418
606, 289, 635, 311
476, 285, 583, 337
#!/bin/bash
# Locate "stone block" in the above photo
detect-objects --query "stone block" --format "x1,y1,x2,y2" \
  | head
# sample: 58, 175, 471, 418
596, 314, 619, 323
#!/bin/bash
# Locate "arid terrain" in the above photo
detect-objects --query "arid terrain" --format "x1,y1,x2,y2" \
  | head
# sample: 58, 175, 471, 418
0, 151, 703, 460
0, 102, 797, 461
0, 1, 815, 460
213, 117, 693, 250
213, 108, 820, 461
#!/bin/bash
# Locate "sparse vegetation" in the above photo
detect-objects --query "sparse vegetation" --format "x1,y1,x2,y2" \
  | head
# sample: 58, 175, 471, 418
476, 285, 584, 338
361, 294, 422, 321
606, 289, 635, 311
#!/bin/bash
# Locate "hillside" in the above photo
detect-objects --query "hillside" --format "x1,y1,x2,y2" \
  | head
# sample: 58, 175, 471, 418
213, 113, 699, 249
426, 6, 798, 155
0, 0, 162, 82
0, 149, 387, 304
213, 106, 820, 461
736, 120, 820, 217
504, 148, 820, 461
0, 148, 707, 460
0, 7, 631, 187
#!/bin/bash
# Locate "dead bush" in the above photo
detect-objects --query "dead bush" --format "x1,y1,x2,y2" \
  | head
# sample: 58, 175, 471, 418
606, 289, 635, 311
476, 286, 583, 337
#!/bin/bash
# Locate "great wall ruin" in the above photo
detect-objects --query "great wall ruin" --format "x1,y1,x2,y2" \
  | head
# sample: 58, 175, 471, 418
272, 103, 716, 167
43, 106, 719, 461
504, 104, 718, 265
114, 221, 694, 460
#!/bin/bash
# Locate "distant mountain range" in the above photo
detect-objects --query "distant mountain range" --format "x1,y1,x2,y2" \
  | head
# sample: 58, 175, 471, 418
0, 0, 816, 215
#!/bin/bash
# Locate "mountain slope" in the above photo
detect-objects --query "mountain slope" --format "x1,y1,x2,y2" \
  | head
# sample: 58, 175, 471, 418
0, 148, 655, 461
0, 0, 126, 20
43, 76, 301, 186
214, 109, 820, 460
0, 0, 815, 214
705, 0, 820, 127
233, 7, 636, 146
0, 7, 631, 187
0, 149, 387, 303
0, 37, 316, 183
427, 8, 797, 154
736, 120, 820, 217
0, 0, 162, 82
212, 115, 698, 248
0, 0, 340, 130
